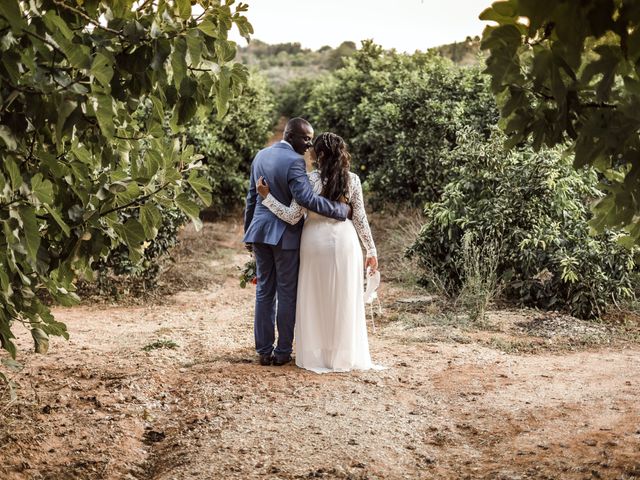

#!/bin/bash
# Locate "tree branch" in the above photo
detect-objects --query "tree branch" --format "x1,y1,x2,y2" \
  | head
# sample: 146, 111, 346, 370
0, 73, 40, 95
22, 29, 65, 57
580, 101, 617, 110
0, 197, 24, 211
188, 66, 213, 72
134, 0, 156, 13
52, 76, 86, 93
98, 182, 171, 217
52, 0, 123, 36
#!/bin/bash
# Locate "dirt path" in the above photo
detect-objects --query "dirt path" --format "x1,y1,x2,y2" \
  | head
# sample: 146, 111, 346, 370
1, 220, 639, 479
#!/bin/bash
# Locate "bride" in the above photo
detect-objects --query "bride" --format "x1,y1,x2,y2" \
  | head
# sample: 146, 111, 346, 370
256, 132, 382, 373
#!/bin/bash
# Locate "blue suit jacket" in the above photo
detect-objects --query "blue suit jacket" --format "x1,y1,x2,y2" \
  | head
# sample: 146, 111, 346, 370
243, 142, 349, 249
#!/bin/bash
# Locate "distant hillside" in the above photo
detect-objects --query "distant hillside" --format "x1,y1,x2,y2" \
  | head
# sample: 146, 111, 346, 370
238, 37, 483, 90
238, 39, 357, 89
433, 36, 482, 65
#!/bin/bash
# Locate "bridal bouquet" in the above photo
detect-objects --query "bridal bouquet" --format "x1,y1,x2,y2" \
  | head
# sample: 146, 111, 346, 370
239, 258, 257, 288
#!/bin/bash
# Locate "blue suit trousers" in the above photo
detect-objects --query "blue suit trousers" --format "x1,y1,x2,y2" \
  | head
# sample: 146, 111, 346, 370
252, 241, 299, 359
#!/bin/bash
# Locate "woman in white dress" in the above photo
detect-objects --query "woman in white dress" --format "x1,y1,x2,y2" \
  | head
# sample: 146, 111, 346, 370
256, 132, 382, 373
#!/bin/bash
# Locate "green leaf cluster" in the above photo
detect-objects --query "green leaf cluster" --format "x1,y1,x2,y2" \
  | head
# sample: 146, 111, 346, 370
186, 74, 276, 217
304, 41, 498, 206
90, 206, 187, 293
408, 128, 637, 319
0, 0, 253, 364
278, 77, 323, 120
92, 74, 274, 292
480, 0, 640, 244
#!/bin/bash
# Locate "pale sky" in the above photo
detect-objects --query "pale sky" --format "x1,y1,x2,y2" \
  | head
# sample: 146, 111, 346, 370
230, 0, 489, 52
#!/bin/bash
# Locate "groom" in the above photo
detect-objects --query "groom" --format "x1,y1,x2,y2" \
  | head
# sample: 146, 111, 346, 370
243, 118, 350, 366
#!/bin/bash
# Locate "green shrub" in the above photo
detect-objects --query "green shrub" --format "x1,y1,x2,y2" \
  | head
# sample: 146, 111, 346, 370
186, 74, 276, 217
0, 0, 253, 361
278, 76, 323, 119
94, 75, 275, 289
142, 339, 179, 351
306, 42, 410, 146
92, 206, 187, 292
306, 41, 498, 206
408, 128, 637, 319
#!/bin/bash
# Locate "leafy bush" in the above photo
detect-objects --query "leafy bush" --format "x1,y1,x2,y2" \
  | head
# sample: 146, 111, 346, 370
92, 206, 187, 293
94, 75, 275, 288
186, 74, 276, 218
0, 0, 252, 363
408, 129, 637, 319
306, 42, 408, 148
434, 36, 482, 66
278, 77, 323, 119
306, 41, 498, 206
480, 1, 640, 243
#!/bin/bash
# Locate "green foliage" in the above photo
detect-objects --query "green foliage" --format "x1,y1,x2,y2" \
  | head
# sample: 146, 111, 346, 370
0, 0, 252, 360
326, 41, 358, 70
408, 129, 637, 319
186, 74, 276, 217
142, 339, 179, 351
480, 0, 640, 244
93, 206, 186, 292
457, 233, 501, 323
242, 40, 305, 57
278, 77, 322, 119
306, 41, 498, 206
94, 74, 274, 292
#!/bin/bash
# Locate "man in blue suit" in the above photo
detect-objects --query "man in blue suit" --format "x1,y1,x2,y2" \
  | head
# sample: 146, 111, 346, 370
243, 118, 350, 366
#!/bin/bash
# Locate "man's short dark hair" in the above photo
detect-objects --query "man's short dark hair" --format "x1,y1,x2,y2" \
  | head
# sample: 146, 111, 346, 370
284, 117, 312, 138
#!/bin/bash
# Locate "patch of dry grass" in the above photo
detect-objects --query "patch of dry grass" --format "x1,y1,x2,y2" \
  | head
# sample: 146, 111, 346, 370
367, 206, 425, 288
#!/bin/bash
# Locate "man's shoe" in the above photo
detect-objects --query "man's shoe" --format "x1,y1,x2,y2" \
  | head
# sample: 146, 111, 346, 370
259, 354, 272, 366
272, 355, 292, 366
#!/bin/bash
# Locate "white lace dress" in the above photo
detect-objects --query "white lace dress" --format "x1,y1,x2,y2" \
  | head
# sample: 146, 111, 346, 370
262, 171, 383, 373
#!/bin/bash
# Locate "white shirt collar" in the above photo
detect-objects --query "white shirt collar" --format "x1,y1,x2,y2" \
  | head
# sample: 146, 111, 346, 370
280, 139, 292, 148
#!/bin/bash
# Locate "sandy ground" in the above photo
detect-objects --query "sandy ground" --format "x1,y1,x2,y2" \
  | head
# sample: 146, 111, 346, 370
1, 219, 639, 480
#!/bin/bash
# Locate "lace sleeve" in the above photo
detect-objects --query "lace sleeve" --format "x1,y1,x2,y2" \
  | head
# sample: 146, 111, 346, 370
349, 173, 377, 257
262, 194, 305, 225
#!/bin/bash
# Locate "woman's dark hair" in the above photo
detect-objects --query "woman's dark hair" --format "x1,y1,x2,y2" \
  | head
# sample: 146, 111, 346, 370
313, 132, 351, 202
